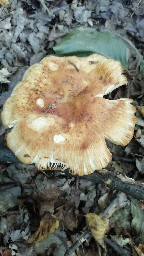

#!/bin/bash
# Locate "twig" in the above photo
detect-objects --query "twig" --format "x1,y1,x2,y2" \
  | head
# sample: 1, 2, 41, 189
65, 231, 132, 256
102, 192, 128, 219
65, 191, 132, 255
1, 148, 144, 201
104, 237, 132, 256
0, 183, 17, 191
64, 231, 91, 256
130, 0, 144, 18
112, 154, 135, 163
81, 172, 144, 201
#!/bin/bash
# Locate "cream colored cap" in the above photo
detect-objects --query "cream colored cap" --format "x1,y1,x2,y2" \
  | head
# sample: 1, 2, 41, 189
1, 54, 136, 175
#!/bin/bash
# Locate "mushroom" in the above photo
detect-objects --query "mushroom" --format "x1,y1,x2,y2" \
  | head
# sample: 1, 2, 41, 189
1, 54, 136, 175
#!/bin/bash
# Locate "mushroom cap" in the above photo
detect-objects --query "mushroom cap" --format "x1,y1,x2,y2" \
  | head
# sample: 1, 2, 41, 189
1, 54, 136, 175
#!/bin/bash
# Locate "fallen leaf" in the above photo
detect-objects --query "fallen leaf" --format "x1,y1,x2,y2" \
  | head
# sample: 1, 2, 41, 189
0, 126, 6, 136
74, 7, 91, 23
137, 106, 144, 119
0, 68, 11, 83
56, 202, 78, 231
27, 213, 59, 244
137, 118, 144, 127
137, 135, 144, 147
54, 28, 143, 68
135, 244, 144, 256
136, 158, 144, 173
86, 213, 109, 247
3, 249, 12, 256
131, 200, 144, 239
0, 0, 11, 7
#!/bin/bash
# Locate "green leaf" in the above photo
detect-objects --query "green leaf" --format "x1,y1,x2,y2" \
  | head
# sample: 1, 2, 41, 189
140, 62, 144, 74
53, 29, 141, 68
140, 62, 144, 78
140, 63, 144, 72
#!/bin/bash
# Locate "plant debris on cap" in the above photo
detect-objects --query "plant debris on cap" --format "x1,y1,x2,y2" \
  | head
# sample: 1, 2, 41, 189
1, 54, 136, 176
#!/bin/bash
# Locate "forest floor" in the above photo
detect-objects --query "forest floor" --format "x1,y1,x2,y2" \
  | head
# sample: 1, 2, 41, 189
0, 0, 144, 255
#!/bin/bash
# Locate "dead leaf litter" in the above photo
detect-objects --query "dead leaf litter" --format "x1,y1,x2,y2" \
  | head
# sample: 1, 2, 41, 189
0, 0, 144, 255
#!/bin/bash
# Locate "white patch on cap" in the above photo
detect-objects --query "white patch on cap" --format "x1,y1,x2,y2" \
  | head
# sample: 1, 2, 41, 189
48, 62, 58, 71
53, 134, 66, 144
27, 115, 55, 132
82, 79, 89, 85
36, 98, 44, 108
69, 122, 75, 128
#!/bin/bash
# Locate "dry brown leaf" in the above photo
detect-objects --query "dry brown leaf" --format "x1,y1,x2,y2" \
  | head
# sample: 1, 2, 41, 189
56, 203, 78, 231
3, 249, 12, 256
0, 0, 11, 7
27, 213, 59, 244
137, 106, 144, 119
135, 244, 144, 256
86, 213, 109, 248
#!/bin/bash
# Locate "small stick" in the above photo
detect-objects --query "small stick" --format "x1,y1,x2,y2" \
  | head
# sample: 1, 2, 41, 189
81, 172, 144, 201
112, 154, 135, 163
1, 148, 144, 201
64, 231, 91, 256
65, 231, 132, 256
0, 183, 17, 191
104, 237, 132, 256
